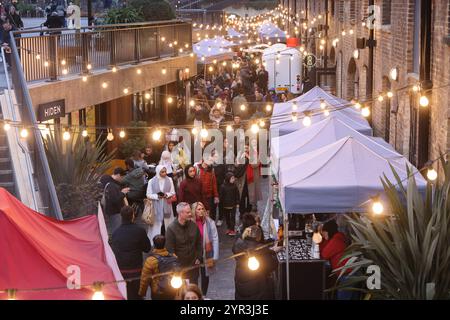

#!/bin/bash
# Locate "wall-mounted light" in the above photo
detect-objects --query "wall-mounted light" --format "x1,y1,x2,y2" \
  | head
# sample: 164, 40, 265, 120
353, 49, 360, 59
389, 67, 398, 81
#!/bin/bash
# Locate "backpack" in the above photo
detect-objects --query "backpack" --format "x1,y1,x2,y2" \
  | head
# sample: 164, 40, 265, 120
153, 254, 180, 295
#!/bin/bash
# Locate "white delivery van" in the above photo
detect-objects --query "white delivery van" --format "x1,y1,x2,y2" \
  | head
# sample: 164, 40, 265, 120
262, 44, 303, 94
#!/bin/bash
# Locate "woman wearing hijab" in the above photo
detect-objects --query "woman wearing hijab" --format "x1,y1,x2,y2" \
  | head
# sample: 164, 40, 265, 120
191, 202, 219, 296
146, 165, 175, 245
178, 165, 205, 205
159, 151, 174, 177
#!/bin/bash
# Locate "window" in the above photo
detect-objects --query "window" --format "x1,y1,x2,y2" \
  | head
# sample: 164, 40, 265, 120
338, 0, 344, 22
382, 0, 392, 25
350, 0, 356, 23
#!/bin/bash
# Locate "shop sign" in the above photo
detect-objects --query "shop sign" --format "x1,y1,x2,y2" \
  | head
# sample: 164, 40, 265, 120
38, 99, 65, 121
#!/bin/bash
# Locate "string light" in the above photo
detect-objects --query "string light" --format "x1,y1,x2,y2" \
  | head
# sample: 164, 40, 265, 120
145, 93, 151, 100
91, 283, 105, 300
324, 109, 330, 116
259, 120, 265, 127
20, 128, 28, 138
302, 115, 312, 127
112, 66, 117, 73
378, 95, 384, 102
170, 275, 183, 289
86, 63, 92, 70
152, 129, 162, 141
82, 129, 88, 137
35, 54, 41, 60
208, 66, 214, 72
191, 127, 198, 135
240, 104, 246, 111
427, 168, 438, 181
248, 256, 260, 271
419, 95, 429, 107
354, 102, 362, 110
320, 99, 326, 109
62, 69, 68, 75
387, 91, 394, 98
123, 88, 129, 94
251, 123, 259, 134
44, 61, 49, 67
3, 122, 11, 131
412, 85, 420, 92
61, 59, 66, 66
200, 128, 209, 138
361, 106, 371, 117
266, 104, 272, 112
61, 128, 71, 141
102, 82, 108, 89
372, 197, 384, 215
107, 130, 114, 141
389, 67, 398, 81
82, 76, 88, 82
189, 100, 195, 107
137, 69, 142, 75
226, 125, 233, 132
292, 112, 298, 122
167, 97, 174, 104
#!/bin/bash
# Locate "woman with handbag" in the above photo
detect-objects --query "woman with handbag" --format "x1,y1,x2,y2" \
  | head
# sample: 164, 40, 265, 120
146, 165, 176, 246
191, 202, 219, 296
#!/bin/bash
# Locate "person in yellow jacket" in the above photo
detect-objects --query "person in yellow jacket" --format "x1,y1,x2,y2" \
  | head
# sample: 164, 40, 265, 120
139, 235, 180, 300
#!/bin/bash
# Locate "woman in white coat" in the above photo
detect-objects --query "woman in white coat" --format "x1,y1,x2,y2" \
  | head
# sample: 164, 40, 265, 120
146, 165, 175, 245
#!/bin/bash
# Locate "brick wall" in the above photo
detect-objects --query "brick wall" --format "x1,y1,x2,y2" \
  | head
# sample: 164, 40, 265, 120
287, 0, 450, 174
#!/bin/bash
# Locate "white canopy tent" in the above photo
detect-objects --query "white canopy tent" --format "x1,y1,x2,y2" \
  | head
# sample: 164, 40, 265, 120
270, 86, 372, 136
193, 39, 236, 64
227, 27, 245, 39
270, 116, 407, 176
278, 136, 427, 214
258, 22, 287, 41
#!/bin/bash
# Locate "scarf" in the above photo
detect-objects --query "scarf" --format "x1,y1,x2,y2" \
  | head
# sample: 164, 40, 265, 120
151, 165, 172, 220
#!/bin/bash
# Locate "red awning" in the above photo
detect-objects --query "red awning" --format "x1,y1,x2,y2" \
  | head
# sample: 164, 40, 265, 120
0, 188, 125, 300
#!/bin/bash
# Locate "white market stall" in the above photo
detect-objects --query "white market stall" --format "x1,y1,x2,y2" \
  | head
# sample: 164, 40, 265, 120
270, 116, 408, 176
270, 86, 372, 136
258, 22, 287, 42
193, 43, 236, 64
278, 136, 427, 214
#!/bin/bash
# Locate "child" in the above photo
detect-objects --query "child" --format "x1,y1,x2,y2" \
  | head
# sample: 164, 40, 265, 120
220, 172, 240, 236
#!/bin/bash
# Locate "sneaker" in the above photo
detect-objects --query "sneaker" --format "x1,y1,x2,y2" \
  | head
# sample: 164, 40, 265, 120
216, 220, 223, 227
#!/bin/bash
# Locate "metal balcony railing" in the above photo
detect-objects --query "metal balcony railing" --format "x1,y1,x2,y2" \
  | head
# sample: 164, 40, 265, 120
13, 20, 193, 82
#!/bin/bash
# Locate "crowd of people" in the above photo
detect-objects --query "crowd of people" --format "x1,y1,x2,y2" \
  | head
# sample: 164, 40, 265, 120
99, 54, 352, 300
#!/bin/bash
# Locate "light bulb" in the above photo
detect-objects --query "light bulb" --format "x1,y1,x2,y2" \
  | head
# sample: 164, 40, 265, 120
427, 168, 437, 181
248, 256, 260, 271
123, 88, 129, 94
372, 201, 384, 215
62, 69, 68, 75
161, 36, 166, 42
87, 63, 92, 70
213, 59, 217, 64
208, 66, 214, 72
240, 104, 246, 111
292, 113, 298, 122
35, 54, 41, 60
354, 102, 361, 110
44, 61, 49, 67
107, 131, 114, 141
412, 85, 419, 92
20, 128, 28, 138
389, 67, 398, 81
292, 102, 298, 111
82, 130, 88, 137
92, 290, 105, 300
302, 116, 312, 127
378, 95, 384, 102
185, 67, 190, 73
361, 107, 370, 117
419, 96, 429, 107
189, 100, 195, 107
145, 93, 151, 100
222, 61, 227, 67
251, 123, 259, 134
137, 69, 142, 74
191, 127, 198, 135
82, 76, 88, 82
324, 109, 330, 116
112, 66, 117, 73
387, 91, 393, 98
102, 82, 108, 89
342, 30, 346, 36
63, 131, 71, 141
171, 275, 183, 289
61, 59, 66, 65
200, 128, 208, 138
320, 100, 326, 109
3, 122, 11, 131
226, 125, 233, 132
152, 130, 162, 141
167, 97, 173, 104
266, 104, 272, 112
259, 120, 265, 127
349, 29, 354, 35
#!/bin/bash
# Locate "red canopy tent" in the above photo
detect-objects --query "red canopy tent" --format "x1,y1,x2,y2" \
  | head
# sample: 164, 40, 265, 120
0, 188, 126, 300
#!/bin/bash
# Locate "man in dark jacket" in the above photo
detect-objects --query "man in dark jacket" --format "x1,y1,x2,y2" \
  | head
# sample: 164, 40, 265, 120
99, 167, 129, 237
232, 225, 278, 300
112, 206, 152, 300
166, 202, 202, 286
123, 158, 146, 205
257, 65, 269, 95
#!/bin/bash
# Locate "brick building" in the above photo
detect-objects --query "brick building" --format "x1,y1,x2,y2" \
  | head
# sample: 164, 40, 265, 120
280, 0, 450, 176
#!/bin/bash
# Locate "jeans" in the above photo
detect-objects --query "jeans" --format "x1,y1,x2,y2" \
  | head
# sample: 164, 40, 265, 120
105, 213, 121, 239
223, 207, 236, 231
200, 267, 210, 295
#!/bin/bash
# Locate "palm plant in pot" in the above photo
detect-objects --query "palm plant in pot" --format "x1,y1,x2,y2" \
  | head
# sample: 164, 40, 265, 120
44, 129, 115, 220
334, 160, 450, 299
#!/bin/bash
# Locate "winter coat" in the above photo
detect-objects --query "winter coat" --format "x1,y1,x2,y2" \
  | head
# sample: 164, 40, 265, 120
320, 232, 349, 272
198, 166, 219, 208
166, 219, 202, 267
232, 238, 278, 300
196, 216, 219, 277
99, 175, 126, 216
220, 182, 240, 208
139, 248, 177, 298
111, 222, 151, 271
123, 167, 146, 201
178, 176, 204, 204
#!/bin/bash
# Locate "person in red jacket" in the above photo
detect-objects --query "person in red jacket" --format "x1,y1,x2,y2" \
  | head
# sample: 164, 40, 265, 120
198, 160, 219, 220
178, 165, 205, 205
319, 219, 354, 300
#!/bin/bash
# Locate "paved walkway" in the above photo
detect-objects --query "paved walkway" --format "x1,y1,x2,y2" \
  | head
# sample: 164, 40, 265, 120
206, 177, 270, 300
